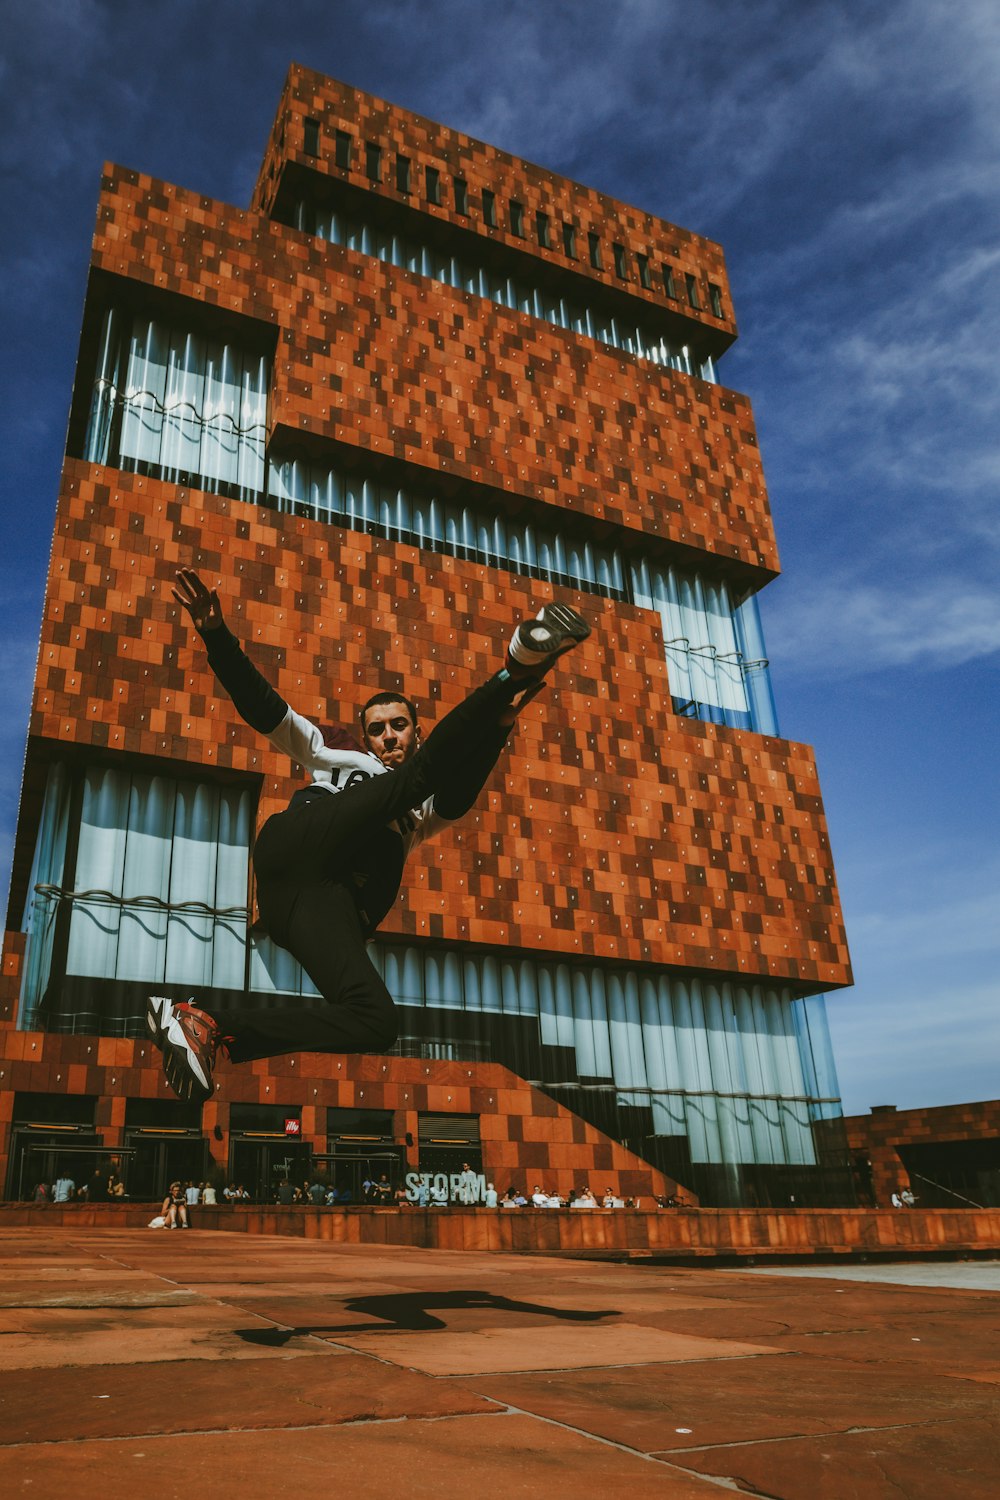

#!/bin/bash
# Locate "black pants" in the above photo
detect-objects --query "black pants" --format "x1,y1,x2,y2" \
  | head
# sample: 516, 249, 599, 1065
207, 671, 523, 1062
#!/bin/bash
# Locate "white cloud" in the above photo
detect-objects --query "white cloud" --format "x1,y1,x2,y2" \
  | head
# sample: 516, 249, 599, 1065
848, 875, 1000, 966
766, 575, 1000, 677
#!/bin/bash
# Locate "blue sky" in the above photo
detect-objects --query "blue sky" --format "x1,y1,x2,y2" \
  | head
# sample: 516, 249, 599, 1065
2, 0, 997, 1115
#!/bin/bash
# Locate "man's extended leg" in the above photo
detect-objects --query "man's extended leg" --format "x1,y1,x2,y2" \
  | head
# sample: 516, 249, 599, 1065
148, 882, 397, 1096
210, 883, 397, 1061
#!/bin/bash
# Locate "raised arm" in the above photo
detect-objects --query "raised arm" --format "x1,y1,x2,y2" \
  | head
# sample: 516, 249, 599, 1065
172, 568, 287, 734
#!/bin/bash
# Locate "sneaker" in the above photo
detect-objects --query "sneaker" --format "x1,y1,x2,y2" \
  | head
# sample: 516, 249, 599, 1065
162, 1001, 222, 1103
507, 602, 591, 676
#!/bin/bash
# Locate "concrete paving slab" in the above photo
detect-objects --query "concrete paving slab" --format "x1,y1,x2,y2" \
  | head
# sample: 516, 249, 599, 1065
750, 1319, 1000, 1374
465, 1353, 999, 1453
668, 1415, 1000, 1499
0, 1412, 724, 1500
0, 1352, 494, 1444
332, 1320, 782, 1375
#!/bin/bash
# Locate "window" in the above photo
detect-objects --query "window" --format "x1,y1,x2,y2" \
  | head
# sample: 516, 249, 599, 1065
637, 254, 652, 291
709, 282, 724, 318
365, 141, 382, 182
613, 242, 628, 280
83, 305, 268, 501
396, 156, 411, 194
303, 117, 321, 158
535, 210, 550, 248
663, 267, 677, 299
685, 273, 701, 309
509, 199, 524, 237
20, 762, 255, 1033
454, 177, 468, 215
335, 130, 352, 170
482, 188, 497, 227
425, 165, 441, 204
588, 232, 602, 269
562, 223, 576, 258
296, 201, 725, 385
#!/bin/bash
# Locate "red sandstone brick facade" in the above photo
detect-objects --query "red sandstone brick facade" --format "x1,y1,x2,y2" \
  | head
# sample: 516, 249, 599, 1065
252, 67, 738, 347
10, 462, 847, 981
90, 167, 775, 576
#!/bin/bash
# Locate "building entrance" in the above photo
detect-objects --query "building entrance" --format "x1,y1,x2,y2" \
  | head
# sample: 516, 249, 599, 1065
125, 1131, 207, 1202
312, 1146, 406, 1204
228, 1135, 312, 1203
10, 1135, 126, 1202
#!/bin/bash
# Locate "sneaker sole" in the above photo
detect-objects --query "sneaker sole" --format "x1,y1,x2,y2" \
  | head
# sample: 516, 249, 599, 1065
146, 995, 174, 1050
164, 1019, 213, 1091
526, 603, 591, 657
162, 1040, 213, 1103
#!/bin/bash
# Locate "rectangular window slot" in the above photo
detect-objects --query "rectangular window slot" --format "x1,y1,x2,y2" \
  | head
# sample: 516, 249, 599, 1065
588, 232, 602, 269
709, 282, 724, 318
396, 156, 411, 194
536, 210, 550, 248
562, 223, 576, 258
365, 141, 382, 182
613, 242, 628, 279
303, 118, 321, 158
454, 177, 468, 215
335, 130, 352, 171
482, 188, 497, 227
685, 273, 701, 309
664, 267, 677, 299
637, 254, 652, 291
426, 165, 441, 204
509, 200, 524, 236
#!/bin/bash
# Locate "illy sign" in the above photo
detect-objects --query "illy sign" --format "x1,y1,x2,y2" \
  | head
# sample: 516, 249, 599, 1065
284, 1119, 301, 1136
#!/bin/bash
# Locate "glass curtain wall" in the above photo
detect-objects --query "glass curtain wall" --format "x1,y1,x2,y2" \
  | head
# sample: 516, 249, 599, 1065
242, 931, 846, 1202
20, 764, 253, 1033
84, 307, 267, 500
293, 199, 717, 383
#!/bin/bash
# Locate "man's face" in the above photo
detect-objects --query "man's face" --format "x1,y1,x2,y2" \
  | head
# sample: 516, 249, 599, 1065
363, 700, 421, 767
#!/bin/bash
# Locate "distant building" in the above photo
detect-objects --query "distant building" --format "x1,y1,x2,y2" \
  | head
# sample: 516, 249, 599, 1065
1, 66, 853, 1206
846, 1102, 1000, 1208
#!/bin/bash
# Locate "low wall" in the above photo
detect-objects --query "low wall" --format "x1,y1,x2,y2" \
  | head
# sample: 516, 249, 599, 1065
3, 1202, 999, 1260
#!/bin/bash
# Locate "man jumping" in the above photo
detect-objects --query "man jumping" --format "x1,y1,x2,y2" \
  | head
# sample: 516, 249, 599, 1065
147, 568, 589, 1102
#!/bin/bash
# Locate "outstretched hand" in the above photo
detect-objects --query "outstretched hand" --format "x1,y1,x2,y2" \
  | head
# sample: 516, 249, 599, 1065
172, 568, 225, 631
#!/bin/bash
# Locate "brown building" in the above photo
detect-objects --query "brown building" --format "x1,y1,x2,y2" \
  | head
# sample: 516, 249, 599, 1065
1, 66, 852, 1208
846, 1101, 1000, 1209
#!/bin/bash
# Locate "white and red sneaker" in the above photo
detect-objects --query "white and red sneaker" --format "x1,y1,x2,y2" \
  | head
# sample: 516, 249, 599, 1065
506, 602, 591, 677
147, 995, 223, 1103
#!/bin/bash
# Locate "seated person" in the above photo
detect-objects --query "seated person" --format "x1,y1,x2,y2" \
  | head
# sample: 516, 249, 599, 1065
162, 1181, 190, 1228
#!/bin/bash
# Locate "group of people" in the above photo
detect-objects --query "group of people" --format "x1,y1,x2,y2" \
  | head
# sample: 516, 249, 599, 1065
890, 1187, 918, 1208
519, 1185, 637, 1209
274, 1177, 368, 1207
33, 1171, 126, 1204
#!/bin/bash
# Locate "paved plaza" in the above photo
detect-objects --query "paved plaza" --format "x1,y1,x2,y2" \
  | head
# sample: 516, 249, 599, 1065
0, 1227, 997, 1497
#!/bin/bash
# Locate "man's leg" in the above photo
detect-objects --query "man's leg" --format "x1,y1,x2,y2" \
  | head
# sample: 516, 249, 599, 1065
208, 882, 397, 1062
148, 881, 397, 1094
